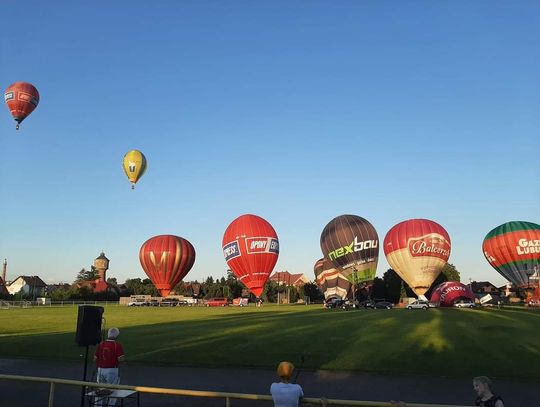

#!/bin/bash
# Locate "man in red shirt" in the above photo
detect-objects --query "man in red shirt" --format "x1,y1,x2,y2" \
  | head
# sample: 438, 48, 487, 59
94, 327, 125, 405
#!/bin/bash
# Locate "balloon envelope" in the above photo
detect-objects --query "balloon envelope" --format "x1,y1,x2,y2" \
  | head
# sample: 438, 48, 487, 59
384, 219, 451, 297
482, 221, 540, 287
320, 215, 379, 285
123, 150, 147, 188
139, 235, 196, 297
314, 257, 351, 300
222, 214, 279, 297
4, 82, 39, 129
430, 281, 475, 306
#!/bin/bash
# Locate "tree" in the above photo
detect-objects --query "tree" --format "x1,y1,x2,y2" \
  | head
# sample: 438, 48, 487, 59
75, 267, 99, 283
382, 269, 402, 303
370, 277, 387, 300
262, 280, 278, 303
302, 282, 324, 302
441, 263, 460, 282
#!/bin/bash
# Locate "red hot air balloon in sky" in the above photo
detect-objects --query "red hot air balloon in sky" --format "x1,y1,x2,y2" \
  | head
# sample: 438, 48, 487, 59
223, 214, 279, 297
139, 235, 196, 297
4, 82, 40, 130
384, 219, 451, 298
430, 281, 475, 307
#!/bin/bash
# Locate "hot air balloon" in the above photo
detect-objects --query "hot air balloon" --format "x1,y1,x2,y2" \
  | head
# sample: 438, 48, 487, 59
482, 221, 540, 287
122, 150, 147, 189
4, 82, 40, 130
139, 235, 196, 297
314, 258, 351, 300
222, 214, 279, 297
320, 215, 379, 285
430, 281, 475, 307
384, 219, 451, 298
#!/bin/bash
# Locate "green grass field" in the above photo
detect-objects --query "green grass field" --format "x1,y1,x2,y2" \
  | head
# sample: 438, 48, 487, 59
1, 304, 538, 380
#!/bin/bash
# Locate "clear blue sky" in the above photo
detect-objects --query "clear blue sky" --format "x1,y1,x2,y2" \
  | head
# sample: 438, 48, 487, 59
1, 1, 538, 287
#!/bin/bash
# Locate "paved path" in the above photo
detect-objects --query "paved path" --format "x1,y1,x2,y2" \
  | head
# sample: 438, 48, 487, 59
0, 358, 535, 406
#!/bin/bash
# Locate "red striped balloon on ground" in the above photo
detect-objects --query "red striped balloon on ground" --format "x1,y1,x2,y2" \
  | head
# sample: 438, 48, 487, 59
4, 82, 40, 130
314, 258, 351, 300
384, 219, 451, 298
320, 215, 379, 285
222, 214, 279, 297
430, 281, 475, 306
139, 235, 196, 297
482, 221, 540, 287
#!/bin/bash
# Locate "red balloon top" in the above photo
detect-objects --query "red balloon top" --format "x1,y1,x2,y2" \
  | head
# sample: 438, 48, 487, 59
139, 235, 196, 297
383, 218, 451, 261
4, 82, 40, 129
222, 214, 279, 297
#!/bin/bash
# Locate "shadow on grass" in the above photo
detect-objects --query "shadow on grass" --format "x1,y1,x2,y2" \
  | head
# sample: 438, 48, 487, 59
0, 305, 538, 380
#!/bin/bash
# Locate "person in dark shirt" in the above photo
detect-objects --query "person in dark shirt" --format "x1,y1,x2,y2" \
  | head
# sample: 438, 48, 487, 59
473, 376, 504, 407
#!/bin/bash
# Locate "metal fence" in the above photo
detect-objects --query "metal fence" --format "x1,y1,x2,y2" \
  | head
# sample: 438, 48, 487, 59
0, 300, 120, 308
0, 373, 472, 407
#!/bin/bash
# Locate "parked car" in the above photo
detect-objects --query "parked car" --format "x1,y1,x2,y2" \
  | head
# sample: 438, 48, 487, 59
326, 298, 347, 309
160, 298, 180, 307
128, 298, 148, 307
454, 300, 475, 308
406, 300, 437, 310
147, 299, 160, 307
206, 297, 231, 307
233, 298, 249, 306
374, 301, 394, 309
358, 299, 375, 309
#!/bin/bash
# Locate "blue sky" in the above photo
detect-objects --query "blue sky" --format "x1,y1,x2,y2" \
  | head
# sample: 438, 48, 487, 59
1, 1, 538, 287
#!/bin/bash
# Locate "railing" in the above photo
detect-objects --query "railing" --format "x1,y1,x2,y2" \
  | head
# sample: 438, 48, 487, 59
0, 373, 472, 407
0, 300, 120, 308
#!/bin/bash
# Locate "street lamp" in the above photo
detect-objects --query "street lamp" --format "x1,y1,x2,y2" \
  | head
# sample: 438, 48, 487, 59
352, 268, 358, 306
277, 271, 280, 305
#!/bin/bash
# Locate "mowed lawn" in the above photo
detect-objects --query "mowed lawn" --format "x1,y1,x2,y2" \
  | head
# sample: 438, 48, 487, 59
0, 304, 538, 380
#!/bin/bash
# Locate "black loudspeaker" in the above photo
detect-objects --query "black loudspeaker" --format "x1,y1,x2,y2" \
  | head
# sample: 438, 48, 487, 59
75, 305, 104, 346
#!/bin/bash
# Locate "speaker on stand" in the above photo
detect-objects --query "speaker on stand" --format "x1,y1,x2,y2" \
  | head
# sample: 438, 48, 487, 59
75, 305, 104, 407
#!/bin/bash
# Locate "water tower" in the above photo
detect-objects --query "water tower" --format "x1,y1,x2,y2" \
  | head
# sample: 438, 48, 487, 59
94, 252, 110, 292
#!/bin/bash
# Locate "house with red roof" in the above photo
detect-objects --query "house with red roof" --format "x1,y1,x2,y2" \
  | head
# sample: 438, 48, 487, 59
269, 271, 309, 288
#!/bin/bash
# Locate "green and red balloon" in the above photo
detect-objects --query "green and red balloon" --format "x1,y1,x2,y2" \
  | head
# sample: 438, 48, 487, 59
482, 221, 540, 287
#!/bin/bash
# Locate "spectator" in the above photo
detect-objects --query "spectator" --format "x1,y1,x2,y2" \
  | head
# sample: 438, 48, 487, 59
270, 361, 303, 407
473, 376, 504, 407
94, 327, 125, 406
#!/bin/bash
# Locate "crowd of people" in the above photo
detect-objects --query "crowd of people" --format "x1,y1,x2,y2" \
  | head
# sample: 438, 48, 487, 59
92, 331, 504, 407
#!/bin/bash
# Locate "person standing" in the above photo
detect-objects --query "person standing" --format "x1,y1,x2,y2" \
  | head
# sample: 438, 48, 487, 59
473, 376, 504, 407
270, 361, 303, 407
94, 327, 125, 406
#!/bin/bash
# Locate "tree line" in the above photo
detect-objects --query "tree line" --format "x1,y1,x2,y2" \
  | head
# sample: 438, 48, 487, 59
1, 263, 461, 303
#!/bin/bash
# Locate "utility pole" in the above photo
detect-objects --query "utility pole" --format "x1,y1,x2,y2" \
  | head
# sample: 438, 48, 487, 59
287, 273, 290, 304
2, 259, 6, 283
277, 271, 281, 305
352, 267, 357, 306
